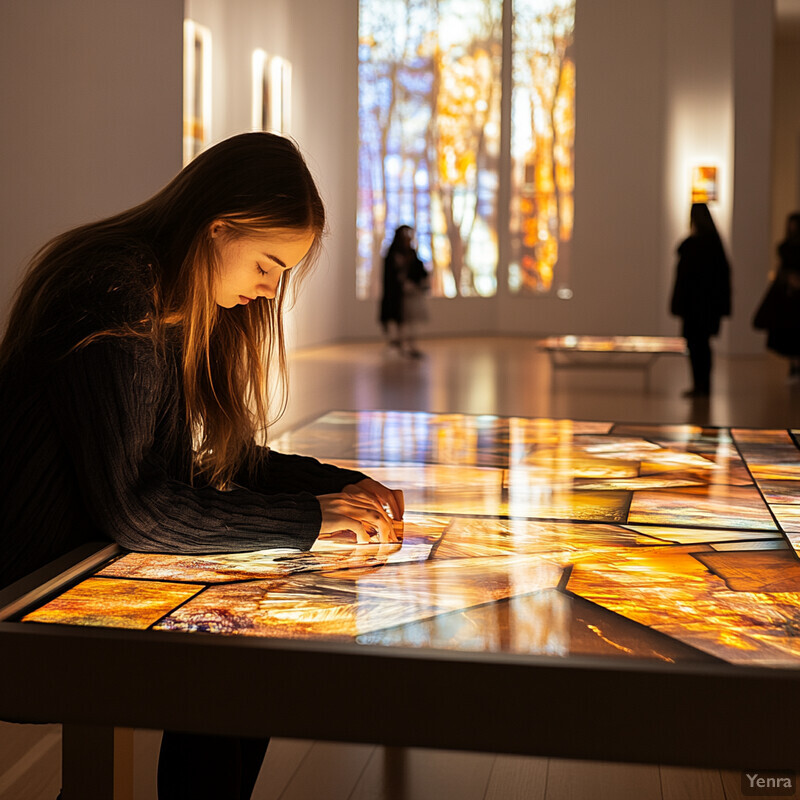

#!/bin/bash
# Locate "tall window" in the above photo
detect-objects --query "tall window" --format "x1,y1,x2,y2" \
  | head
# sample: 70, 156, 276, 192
357, 0, 575, 299
510, 0, 575, 295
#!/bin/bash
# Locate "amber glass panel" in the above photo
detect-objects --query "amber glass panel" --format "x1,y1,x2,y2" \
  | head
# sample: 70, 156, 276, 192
23, 578, 203, 630
21, 412, 800, 669
509, 0, 575, 295
358, 0, 502, 299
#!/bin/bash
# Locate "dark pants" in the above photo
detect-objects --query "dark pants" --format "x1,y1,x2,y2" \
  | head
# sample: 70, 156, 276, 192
685, 334, 712, 394
157, 732, 270, 800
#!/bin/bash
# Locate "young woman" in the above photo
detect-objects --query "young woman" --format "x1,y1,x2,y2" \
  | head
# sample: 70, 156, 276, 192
0, 132, 403, 799
670, 202, 732, 398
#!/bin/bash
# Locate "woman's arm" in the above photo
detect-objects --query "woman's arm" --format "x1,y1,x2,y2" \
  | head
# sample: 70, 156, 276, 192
234, 447, 367, 496
50, 340, 326, 554
238, 449, 405, 535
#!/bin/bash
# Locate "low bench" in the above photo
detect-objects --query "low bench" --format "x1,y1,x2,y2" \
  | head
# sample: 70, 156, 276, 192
537, 335, 687, 390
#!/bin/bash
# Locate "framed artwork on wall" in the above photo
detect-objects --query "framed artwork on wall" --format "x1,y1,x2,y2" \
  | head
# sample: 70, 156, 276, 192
691, 165, 718, 203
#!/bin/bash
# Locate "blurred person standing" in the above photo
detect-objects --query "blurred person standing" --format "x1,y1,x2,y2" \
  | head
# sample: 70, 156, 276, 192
753, 211, 800, 383
670, 203, 731, 398
379, 225, 430, 358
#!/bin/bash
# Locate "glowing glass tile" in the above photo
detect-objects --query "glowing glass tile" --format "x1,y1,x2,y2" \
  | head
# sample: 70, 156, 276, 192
509, 0, 575, 295
611, 423, 732, 445
757, 481, 800, 503
19, 412, 800, 673
540, 336, 685, 353
622, 525, 781, 546
733, 427, 800, 554
357, 588, 714, 662
98, 514, 449, 583
431, 517, 657, 560
627, 486, 777, 530
567, 546, 800, 666
22, 578, 203, 630
155, 554, 565, 639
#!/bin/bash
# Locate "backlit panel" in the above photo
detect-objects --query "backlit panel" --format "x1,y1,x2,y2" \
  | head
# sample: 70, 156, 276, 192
510, 0, 576, 295
22, 411, 800, 669
540, 335, 686, 353
357, 0, 502, 299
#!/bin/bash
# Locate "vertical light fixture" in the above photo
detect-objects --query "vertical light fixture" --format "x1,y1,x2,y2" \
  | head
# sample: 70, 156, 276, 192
183, 19, 212, 165
273, 57, 292, 134
251, 49, 268, 131
252, 50, 292, 134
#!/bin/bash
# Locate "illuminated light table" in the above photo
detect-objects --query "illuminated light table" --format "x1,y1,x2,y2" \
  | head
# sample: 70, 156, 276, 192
538, 335, 688, 389
3, 410, 800, 799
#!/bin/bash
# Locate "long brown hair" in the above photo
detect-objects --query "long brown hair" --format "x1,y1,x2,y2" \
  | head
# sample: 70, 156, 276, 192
0, 132, 325, 488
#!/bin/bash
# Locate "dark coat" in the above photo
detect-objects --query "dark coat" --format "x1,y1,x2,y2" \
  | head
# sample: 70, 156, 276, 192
670, 234, 731, 338
753, 240, 800, 356
379, 248, 427, 325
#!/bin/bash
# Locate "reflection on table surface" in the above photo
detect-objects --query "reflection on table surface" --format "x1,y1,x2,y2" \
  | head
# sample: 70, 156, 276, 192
539, 335, 687, 353
21, 411, 800, 668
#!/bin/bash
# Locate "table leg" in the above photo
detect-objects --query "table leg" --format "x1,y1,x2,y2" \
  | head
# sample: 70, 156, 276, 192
61, 725, 133, 800
383, 746, 407, 800
645, 355, 656, 392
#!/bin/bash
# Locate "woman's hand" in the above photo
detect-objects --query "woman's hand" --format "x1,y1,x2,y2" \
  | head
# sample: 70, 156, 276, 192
343, 477, 405, 522
317, 488, 402, 544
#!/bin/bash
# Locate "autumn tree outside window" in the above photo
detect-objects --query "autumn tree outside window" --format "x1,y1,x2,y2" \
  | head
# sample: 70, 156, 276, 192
358, 0, 575, 300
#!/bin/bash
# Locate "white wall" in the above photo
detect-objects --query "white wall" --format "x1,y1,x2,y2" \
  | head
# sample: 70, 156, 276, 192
0, 0, 777, 355
771, 23, 800, 264
661, 0, 734, 347
336, 0, 770, 352
504, 0, 671, 339
286, 0, 363, 350
730, 0, 773, 354
185, 0, 356, 352
0, 0, 183, 329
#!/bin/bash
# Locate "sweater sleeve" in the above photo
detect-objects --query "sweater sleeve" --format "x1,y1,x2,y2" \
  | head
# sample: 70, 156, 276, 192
234, 447, 367, 496
48, 339, 321, 554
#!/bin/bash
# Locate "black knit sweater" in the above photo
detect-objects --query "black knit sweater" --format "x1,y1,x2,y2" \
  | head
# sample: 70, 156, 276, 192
0, 246, 364, 589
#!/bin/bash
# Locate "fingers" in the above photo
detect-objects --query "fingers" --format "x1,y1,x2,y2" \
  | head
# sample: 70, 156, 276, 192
345, 478, 405, 521
392, 488, 405, 519
318, 493, 398, 544
312, 534, 401, 568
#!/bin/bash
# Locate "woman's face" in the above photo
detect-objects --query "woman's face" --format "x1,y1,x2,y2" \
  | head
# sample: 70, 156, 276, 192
211, 225, 316, 308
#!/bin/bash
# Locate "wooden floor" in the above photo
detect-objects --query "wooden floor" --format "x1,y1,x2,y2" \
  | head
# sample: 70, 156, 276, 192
2, 335, 799, 800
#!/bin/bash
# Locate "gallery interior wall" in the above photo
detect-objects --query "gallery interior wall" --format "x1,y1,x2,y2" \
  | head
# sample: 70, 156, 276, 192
0, 0, 183, 331
338, 0, 770, 353
0, 0, 780, 356
256, 0, 773, 353
730, 0, 773, 355
771, 23, 800, 258
185, 0, 366, 353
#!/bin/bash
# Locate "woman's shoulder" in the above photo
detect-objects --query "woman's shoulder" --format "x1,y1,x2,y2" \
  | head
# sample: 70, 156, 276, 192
69, 241, 158, 324
34, 239, 162, 359
78, 239, 156, 289
779, 240, 800, 269
679, 234, 725, 263
678, 234, 702, 251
